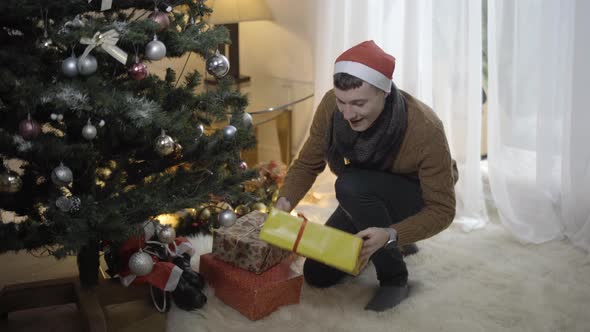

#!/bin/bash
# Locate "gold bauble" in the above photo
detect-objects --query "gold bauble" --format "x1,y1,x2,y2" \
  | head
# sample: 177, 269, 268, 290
234, 204, 250, 216
251, 202, 268, 213
198, 207, 212, 221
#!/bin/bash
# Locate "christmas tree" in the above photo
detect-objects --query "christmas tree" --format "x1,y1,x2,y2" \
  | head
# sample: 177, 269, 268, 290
0, 0, 261, 288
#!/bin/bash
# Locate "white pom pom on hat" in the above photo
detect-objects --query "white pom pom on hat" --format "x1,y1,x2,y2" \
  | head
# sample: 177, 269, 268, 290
334, 40, 395, 93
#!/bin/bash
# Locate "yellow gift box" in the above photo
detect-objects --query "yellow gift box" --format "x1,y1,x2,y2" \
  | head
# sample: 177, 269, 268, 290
259, 208, 362, 275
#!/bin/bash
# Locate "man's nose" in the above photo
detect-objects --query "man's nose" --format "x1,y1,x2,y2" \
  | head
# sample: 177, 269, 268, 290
342, 106, 355, 121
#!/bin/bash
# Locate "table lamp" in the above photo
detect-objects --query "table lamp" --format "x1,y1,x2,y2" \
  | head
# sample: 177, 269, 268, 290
208, 0, 273, 83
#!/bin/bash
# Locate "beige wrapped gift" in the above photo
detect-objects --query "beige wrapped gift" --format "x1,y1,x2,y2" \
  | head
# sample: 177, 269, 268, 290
212, 210, 292, 274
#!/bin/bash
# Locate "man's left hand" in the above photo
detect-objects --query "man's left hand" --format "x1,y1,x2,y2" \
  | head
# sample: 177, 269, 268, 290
356, 227, 390, 263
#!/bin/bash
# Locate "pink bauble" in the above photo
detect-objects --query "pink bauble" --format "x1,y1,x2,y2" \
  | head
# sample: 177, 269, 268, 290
128, 62, 148, 81
148, 11, 170, 32
239, 161, 248, 171
18, 118, 41, 140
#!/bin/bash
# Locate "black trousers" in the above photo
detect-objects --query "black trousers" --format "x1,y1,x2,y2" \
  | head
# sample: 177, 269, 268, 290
303, 167, 423, 288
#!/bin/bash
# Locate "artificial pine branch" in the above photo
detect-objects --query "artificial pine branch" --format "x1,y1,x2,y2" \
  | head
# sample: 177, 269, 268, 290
0, 0, 261, 267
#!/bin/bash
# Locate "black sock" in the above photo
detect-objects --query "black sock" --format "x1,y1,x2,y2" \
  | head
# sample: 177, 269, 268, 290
364, 284, 409, 312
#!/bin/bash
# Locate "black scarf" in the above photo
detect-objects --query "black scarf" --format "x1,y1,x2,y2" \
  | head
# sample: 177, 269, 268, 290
326, 83, 408, 175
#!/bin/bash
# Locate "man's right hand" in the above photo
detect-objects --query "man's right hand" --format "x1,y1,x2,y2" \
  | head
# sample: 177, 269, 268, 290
275, 197, 292, 212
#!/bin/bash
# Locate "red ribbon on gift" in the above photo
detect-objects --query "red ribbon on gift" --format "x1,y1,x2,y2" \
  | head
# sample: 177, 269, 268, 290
292, 213, 308, 253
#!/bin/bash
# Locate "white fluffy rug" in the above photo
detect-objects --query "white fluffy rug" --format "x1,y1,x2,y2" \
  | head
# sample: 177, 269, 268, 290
168, 172, 590, 332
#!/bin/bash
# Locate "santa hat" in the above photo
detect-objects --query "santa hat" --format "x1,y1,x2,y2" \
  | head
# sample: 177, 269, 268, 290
334, 40, 395, 93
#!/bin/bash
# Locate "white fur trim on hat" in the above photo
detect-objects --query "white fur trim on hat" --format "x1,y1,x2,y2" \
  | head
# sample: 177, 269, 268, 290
334, 61, 392, 93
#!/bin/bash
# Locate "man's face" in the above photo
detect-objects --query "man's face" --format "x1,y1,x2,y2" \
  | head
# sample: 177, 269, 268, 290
334, 82, 388, 132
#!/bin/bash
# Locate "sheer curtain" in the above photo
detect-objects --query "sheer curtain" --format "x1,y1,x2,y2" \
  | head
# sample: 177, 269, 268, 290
487, 0, 590, 251
311, 0, 487, 228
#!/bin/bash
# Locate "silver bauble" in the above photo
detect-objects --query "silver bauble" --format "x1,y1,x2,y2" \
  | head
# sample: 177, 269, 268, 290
230, 112, 253, 127
145, 37, 167, 61
77, 55, 98, 76
206, 50, 230, 78
51, 163, 73, 187
218, 209, 237, 227
128, 251, 154, 276
154, 130, 175, 157
82, 120, 97, 140
222, 125, 237, 140
61, 55, 79, 77
157, 226, 176, 244
0, 171, 23, 193
55, 196, 73, 212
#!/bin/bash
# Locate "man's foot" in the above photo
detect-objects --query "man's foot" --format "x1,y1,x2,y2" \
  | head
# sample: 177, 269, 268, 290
400, 243, 419, 257
364, 284, 409, 312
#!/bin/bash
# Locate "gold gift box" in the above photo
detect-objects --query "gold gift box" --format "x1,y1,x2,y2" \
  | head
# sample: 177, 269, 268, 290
259, 208, 362, 275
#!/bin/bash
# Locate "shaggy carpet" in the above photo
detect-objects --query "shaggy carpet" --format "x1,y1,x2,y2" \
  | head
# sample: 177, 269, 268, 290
167, 172, 590, 332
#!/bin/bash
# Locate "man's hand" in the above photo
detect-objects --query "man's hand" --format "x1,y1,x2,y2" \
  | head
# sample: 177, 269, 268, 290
275, 197, 292, 212
356, 227, 390, 263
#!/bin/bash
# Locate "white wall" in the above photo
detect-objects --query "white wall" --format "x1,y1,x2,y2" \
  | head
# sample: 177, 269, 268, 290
240, 0, 316, 162
240, 0, 315, 82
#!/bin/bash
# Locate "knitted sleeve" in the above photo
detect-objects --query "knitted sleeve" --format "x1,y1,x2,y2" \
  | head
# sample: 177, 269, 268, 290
277, 91, 335, 209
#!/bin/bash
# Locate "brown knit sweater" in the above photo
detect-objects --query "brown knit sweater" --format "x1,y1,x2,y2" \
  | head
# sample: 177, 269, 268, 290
278, 89, 458, 246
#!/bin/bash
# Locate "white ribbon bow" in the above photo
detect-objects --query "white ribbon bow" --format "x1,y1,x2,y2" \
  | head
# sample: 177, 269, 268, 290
79, 29, 128, 65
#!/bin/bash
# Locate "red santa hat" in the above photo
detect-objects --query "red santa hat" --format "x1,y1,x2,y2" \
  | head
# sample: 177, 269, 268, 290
334, 40, 395, 93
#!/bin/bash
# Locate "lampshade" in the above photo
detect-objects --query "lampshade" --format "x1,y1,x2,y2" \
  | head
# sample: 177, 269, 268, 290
208, 0, 273, 24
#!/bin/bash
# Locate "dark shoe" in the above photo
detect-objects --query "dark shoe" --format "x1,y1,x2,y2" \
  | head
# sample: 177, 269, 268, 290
400, 243, 419, 257
364, 284, 409, 312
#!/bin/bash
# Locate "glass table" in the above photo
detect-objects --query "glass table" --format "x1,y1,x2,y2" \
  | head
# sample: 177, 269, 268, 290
208, 75, 314, 166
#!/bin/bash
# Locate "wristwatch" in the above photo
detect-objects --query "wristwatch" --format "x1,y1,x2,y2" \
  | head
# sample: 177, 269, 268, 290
383, 228, 398, 250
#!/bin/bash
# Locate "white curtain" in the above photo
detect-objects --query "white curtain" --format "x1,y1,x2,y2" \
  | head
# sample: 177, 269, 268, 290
312, 0, 487, 228
487, 0, 590, 251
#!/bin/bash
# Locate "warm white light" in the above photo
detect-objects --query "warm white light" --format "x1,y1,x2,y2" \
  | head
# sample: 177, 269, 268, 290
155, 213, 180, 227
207, 0, 273, 24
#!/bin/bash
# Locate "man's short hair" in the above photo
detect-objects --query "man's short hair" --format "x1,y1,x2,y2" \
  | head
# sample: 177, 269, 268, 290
333, 72, 364, 91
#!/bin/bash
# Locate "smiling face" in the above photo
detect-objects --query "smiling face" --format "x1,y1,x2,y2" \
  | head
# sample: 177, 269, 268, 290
334, 81, 388, 132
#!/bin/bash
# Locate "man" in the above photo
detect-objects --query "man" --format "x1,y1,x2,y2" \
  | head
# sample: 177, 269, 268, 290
275, 40, 458, 312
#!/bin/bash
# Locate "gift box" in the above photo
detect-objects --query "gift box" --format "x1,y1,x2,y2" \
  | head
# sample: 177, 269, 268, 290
212, 210, 292, 274
259, 208, 363, 275
199, 253, 303, 321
